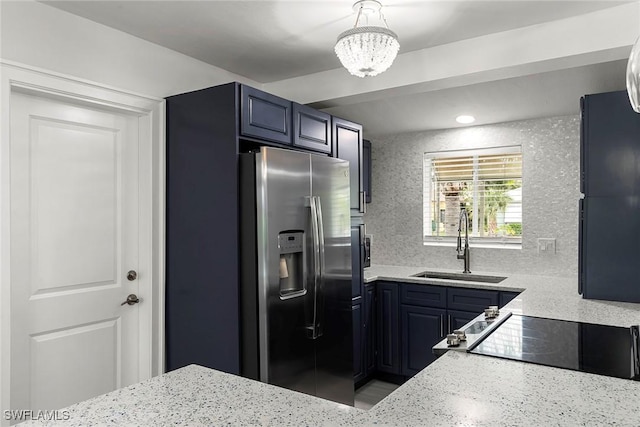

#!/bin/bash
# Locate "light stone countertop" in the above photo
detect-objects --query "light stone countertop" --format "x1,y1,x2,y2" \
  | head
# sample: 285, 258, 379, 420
20, 364, 364, 426
364, 264, 640, 327
22, 264, 640, 426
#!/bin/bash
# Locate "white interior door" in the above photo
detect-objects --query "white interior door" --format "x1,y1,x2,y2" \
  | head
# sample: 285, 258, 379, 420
9, 90, 148, 412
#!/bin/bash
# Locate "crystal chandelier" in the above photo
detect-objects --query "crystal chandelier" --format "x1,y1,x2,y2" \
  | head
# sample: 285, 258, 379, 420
627, 36, 640, 113
334, 0, 400, 78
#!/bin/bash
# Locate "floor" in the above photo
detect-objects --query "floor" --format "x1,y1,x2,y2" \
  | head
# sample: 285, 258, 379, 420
354, 379, 400, 410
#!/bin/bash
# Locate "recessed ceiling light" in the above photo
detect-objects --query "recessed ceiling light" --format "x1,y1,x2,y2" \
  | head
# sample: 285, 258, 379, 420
456, 115, 475, 124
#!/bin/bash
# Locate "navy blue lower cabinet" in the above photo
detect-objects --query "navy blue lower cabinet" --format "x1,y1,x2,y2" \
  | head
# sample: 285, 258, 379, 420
363, 283, 376, 375
447, 310, 479, 333
447, 287, 499, 313
352, 300, 364, 382
376, 282, 401, 374
401, 305, 446, 377
499, 291, 520, 308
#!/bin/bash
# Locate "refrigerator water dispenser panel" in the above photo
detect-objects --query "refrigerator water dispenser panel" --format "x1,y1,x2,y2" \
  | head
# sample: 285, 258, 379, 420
278, 231, 306, 299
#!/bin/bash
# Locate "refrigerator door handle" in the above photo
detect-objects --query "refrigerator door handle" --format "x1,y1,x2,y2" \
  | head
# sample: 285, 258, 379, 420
314, 196, 325, 338
307, 196, 321, 340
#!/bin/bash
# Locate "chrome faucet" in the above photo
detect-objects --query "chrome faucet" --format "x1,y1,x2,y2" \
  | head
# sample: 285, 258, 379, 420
456, 208, 471, 274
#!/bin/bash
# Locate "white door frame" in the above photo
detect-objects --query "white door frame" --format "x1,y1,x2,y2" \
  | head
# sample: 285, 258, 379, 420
0, 60, 166, 423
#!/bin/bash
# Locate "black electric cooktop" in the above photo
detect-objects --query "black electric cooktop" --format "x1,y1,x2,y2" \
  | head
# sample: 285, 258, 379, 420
468, 315, 640, 381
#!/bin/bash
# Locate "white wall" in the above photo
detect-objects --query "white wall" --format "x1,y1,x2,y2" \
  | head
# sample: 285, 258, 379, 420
0, 1, 260, 98
0, 0, 260, 388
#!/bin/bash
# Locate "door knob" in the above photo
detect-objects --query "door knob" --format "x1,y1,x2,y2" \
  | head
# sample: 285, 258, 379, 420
121, 294, 140, 306
127, 270, 137, 281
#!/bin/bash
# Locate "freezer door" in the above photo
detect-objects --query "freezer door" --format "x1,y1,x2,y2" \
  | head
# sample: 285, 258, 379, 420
310, 154, 354, 406
256, 147, 316, 396
582, 197, 640, 302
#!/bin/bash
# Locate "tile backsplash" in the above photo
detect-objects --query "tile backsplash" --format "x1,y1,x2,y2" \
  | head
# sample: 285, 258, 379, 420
365, 115, 580, 278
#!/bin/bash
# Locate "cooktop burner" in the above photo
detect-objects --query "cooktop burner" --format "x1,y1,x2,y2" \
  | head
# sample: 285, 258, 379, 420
468, 315, 640, 381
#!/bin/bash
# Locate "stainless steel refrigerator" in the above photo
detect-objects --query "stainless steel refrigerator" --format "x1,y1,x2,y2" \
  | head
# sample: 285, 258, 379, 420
240, 147, 354, 405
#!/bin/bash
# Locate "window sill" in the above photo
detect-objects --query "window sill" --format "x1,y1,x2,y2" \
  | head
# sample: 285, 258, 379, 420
423, 241, 521, 250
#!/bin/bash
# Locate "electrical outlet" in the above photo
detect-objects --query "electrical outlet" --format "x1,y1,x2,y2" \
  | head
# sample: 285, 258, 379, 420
537, 238, 556, 254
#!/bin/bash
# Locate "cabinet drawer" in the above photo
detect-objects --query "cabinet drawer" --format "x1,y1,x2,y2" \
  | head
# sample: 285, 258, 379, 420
400, 283, 447, 308
240, 85, 292, 145
447, 287, 498, 313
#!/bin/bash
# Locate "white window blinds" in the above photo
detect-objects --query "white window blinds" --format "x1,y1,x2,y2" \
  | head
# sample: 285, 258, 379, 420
423, 146, 522, 245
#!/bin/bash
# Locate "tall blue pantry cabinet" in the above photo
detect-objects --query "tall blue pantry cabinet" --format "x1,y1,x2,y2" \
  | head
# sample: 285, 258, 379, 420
579, 90, 640, 302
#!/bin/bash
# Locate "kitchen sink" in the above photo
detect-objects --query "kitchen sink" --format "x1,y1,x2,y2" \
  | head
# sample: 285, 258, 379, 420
410, 271, 507, 283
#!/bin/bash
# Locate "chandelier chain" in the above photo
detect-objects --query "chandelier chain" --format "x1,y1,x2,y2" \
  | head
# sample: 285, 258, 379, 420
353, 5, 364, 28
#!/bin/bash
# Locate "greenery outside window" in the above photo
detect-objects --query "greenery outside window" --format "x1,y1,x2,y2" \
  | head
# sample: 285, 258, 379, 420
423, 146, 522, 247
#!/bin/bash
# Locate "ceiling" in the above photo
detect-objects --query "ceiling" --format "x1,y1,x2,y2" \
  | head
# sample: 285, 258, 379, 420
44, 0, 638, 136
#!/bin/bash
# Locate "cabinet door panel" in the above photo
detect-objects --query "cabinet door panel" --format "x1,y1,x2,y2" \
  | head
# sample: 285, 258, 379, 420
401, 305, 445, 377
353, 302, 364, 382
293, 103, 331, 154
363, 139, 371, 203
364, 283, 376, 374
447, 310, 478, 334
241, 85, 292, 145
499, 291, 520, 308
581, 91, 640, 197
376, 283, 400, 374
333, 117, 363, 214
351, 224, 364, 299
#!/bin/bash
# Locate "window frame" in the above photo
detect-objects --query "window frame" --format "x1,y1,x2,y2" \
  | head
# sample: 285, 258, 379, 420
423, 145, 523, 249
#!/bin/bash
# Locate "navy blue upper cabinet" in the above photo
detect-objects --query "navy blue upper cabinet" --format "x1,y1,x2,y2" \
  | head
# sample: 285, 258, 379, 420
293, 103, 332, 154
581, 90, 640, 197
240, 85, 292, 145
363, 139, 372, 203
333, 117, 364, 214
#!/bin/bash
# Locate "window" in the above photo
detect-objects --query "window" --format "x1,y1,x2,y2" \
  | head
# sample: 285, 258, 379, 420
423, 146, 522, 247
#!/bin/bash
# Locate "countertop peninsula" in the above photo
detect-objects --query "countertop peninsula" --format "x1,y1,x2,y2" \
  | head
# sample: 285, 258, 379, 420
22, 265, 640, 426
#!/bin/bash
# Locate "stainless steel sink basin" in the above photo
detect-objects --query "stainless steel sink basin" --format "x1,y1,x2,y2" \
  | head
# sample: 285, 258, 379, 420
411, 271, 507, 283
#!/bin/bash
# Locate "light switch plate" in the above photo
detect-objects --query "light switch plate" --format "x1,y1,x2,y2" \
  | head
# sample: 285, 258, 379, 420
537, 238, 556, 254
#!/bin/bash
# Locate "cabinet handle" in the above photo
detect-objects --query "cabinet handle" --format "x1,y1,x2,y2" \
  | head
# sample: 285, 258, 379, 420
363, 191, 366, 214
448, 314, 452, 334
440, 315, 444, 337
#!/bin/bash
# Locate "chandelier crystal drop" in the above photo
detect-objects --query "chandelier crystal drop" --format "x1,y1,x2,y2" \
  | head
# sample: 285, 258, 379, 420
627, 36, 640, 113
334, 0, 400, 78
